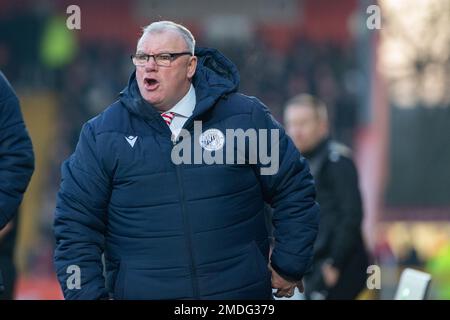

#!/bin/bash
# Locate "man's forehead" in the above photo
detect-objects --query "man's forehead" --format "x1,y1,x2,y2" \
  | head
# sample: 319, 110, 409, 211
137, 31, 186, 52
285, 104, 318, 120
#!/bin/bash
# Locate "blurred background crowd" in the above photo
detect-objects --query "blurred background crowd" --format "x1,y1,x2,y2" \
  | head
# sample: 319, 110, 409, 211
0, 0, 449, 299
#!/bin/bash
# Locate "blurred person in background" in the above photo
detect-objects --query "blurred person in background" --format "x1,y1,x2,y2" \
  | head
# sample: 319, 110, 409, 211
284, 94, 369, 300
53, 21, 319, 300
0, 71, 35, 299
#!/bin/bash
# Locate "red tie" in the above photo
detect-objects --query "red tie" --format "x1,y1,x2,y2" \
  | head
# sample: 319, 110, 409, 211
161, 112, 175, 126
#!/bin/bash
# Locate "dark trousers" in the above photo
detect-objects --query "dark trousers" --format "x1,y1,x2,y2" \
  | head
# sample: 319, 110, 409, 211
304, 250, 369, 300
326, 251, 368, 300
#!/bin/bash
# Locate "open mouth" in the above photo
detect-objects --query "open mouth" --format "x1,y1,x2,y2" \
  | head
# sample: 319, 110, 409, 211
143, 77, 159, 91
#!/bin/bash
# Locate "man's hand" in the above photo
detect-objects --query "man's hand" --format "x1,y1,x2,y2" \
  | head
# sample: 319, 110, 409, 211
269, 264, 304, 298
321, 262, 340, 288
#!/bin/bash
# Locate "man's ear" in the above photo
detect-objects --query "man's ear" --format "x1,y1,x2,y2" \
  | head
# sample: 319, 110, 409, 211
187, 56, 197, 79
319, 119, 329, 137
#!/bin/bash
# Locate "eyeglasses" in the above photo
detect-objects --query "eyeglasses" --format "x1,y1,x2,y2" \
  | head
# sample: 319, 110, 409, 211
131, 52, 192, 67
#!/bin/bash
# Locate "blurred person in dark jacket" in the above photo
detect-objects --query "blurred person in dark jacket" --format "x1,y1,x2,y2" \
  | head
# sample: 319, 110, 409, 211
284, 94, 369, 300
0, 71, 35, 299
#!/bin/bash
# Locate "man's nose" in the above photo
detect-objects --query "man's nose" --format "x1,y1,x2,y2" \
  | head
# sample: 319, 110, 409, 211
145, 57, 158, 71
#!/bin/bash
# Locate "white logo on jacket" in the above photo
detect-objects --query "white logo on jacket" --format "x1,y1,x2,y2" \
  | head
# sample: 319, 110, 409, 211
199, 129, 225, 151
125, 135, 138, 148
171, 121, 280, 175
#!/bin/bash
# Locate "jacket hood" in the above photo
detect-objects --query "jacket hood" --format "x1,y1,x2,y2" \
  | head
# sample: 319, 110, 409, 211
119, 47, 240, 121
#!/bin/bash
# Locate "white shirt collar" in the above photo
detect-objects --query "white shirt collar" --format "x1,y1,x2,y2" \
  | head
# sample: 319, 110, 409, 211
167, 84, 196, 118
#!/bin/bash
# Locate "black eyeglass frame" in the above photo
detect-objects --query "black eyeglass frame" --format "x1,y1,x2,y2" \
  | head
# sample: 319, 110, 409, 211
130, 51, 193, 66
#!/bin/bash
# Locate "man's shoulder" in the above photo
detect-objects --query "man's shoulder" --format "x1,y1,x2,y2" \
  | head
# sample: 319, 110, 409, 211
328, 141, 353, 162
220, 92, 269, 116
325, 141, 357, 175
0, 73, 22, 128
85, 100, 129, 135
0, 72, 15, 100
0, 72, 18, 110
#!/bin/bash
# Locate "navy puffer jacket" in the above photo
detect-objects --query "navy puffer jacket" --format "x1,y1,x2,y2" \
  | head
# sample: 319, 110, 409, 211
54, 48, 319, 300
0, 71, 34, 230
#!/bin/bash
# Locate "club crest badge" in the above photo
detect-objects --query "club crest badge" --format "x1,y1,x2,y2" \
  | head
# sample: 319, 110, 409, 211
199, 128, 225, 151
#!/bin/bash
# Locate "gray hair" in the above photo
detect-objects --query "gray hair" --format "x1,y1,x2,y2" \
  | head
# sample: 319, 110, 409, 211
138, 21, 196, 55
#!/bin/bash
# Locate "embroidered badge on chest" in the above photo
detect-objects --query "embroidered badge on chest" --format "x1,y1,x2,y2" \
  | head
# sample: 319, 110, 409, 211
199, 129, 225, 151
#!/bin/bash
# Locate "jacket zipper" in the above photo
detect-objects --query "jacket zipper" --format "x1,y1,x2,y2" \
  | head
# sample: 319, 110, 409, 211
173, 137, 200, 299
145, 117, 200, 298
